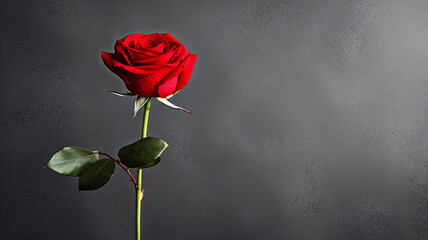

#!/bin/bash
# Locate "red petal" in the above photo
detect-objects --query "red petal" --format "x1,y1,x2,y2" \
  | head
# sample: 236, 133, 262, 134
148, 43, 165, 53
134, 33, 169, 53
132, 49, 175, 67
176, 54, 197, 92
161, 33, 181, 45
177, 46, 188, 61
127, 65, 176, 97
123, 34, 146, 48
158, 76, 178, 98
157, 55, 192, 98
125, 45, 160, 59
114, 40, 132, 65
101, 52, 131, 90
111, 59, 156, 74
169, 45, 183, 64
101, 52, 114, 70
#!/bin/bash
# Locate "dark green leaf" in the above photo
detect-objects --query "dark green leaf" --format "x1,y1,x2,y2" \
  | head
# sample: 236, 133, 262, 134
45, 146, 99, 176
118, 137, 168, 168
140, 157, 161, 169
79, 158, 115, 191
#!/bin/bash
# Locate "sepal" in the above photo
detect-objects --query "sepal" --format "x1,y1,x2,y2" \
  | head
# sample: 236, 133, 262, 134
156, 97, 192, 114
104, 89, 136, 97
134, 96, 150, 118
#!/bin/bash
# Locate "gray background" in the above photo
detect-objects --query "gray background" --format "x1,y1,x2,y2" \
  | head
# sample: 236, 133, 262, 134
1, 0, 428, 239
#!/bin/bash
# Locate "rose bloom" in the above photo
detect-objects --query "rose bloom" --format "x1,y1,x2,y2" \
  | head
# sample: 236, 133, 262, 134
101, 33, 197, 98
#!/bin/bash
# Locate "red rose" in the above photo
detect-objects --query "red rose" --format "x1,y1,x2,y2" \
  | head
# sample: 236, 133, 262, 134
101, 33, 197, 98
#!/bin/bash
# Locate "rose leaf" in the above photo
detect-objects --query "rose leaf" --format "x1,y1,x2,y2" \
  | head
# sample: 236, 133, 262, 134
118, 137, 168, 169
79, 158, 115, 191
44, 146, 100, 176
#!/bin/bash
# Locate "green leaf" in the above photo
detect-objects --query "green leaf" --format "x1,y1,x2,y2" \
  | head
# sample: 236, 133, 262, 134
118, 137, 168, 168
45, 146, 99, 176
79, 158, 115, 191
140, 157, 161, 169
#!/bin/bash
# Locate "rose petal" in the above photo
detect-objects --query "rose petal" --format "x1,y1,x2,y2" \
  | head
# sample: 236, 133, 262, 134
132, 49, 175, 67
112, 59, 156, 74
148, 43, 165, 53
125, 44, 161, 58
161, 33, 181, 45
167, 45, 188, 67
135, 33, 169, 54
123, 34, 146, 48
122, 34, 163, 58
176, 53, 197, 92
157, 76, 178, 98
101, 52, 131, 90
114, 40, 132, 65
168, 45, 183, 65
127, 65, 176, 97
101, 52, 114, 70
177, 46, 188, 62
138, 33, 166, 46
157, 55, 191, 98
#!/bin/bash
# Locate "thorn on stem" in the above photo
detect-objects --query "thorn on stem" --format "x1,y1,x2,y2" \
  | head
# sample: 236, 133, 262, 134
141, 187, 147, 200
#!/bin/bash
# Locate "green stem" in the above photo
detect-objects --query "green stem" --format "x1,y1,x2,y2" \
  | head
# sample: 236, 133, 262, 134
136, 98, 151, 240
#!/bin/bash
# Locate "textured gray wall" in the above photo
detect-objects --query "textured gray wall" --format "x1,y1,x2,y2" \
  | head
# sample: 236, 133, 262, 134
1, 0, 428, 239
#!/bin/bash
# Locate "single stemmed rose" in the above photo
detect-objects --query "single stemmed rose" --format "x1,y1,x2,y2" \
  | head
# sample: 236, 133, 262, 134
45, 33, 197, 240
101, 33, 197, 116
